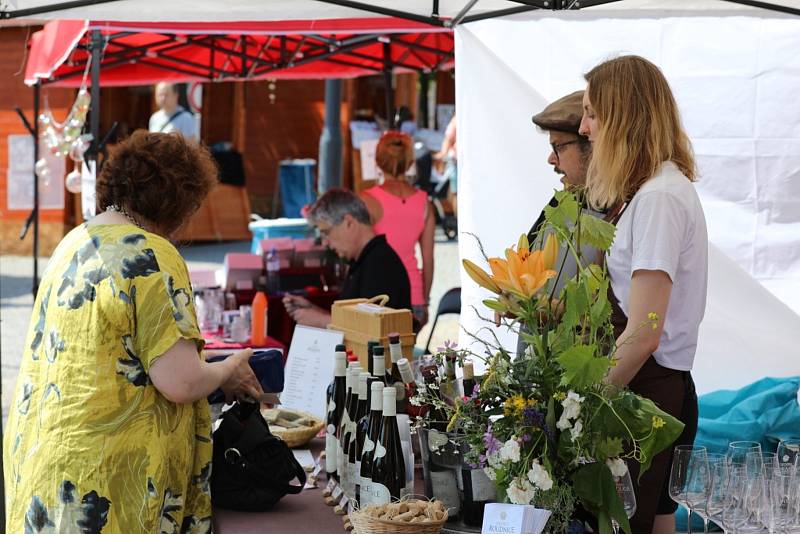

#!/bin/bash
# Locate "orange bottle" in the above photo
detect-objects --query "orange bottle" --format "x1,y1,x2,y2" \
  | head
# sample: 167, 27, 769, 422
251, 291, 268, 346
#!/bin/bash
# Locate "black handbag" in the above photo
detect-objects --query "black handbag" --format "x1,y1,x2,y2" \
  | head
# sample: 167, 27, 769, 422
210, 401, 306, 511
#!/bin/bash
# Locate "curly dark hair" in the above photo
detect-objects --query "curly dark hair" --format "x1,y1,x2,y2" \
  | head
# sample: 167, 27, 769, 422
96, 130, 218, 235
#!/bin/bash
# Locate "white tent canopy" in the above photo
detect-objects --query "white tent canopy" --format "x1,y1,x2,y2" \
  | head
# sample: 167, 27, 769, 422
455, 7, 800, 394
2, 0, 800, 24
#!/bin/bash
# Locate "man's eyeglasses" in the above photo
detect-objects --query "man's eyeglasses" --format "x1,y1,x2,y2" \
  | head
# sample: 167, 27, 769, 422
550, 139, 582, 159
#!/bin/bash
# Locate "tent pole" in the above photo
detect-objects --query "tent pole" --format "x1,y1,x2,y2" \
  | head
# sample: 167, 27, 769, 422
88, 29, 102, 186
318, 79, 343, 193
32, 82, 40, 297
383, 43, 394, 129
419, 72, 430, 129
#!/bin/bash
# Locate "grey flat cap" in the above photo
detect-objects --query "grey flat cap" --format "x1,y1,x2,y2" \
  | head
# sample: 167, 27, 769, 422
531, 90, 585, 134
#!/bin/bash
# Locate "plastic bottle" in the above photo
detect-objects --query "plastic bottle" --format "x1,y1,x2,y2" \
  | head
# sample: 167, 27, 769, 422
251, 290, 268, 346
266, 247, 280, 295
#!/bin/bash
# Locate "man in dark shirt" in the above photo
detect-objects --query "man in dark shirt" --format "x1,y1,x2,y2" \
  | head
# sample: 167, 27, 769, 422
283, 189, 411, 327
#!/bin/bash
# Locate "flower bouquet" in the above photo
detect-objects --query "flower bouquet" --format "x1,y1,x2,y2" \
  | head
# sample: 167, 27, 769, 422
412, 191, 684, 534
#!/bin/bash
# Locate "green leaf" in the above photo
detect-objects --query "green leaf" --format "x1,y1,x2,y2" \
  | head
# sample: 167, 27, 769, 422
579, 214, 616, 251
556, 344, 610, 389
572, 462, 632, 534
589, 289, 612, 328
561, 279, 588, 332
593, 437, 624, 461
632, 397, 685, 476
482, 299, 507, 312
545, 191, 580, 231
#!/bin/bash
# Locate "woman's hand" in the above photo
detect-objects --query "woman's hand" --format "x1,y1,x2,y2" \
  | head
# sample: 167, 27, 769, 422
219, 348, 264, 403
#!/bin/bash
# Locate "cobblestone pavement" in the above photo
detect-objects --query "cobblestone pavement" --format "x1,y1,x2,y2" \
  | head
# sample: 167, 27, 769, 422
0, 232, 461, 426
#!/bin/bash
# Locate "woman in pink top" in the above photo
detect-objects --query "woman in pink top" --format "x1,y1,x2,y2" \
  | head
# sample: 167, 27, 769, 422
360, 132, 435, 327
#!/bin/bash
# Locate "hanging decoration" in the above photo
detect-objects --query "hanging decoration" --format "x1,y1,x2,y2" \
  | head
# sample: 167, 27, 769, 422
267, 78, 277, 104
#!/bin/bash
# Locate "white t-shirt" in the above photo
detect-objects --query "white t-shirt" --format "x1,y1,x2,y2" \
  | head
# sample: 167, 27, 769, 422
607, 161, 708, 371
148, 106, 197, 140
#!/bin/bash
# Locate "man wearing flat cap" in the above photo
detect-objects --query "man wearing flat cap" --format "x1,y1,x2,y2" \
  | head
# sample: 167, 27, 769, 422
526, 90, 593, 244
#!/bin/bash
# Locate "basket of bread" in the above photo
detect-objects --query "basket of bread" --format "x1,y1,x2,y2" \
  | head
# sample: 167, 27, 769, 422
348, 498, 448, 534
261, 406, 324, 448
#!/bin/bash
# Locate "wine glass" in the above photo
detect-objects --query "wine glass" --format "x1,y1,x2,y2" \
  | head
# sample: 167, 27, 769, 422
695, 453, 727, 534
669, 445, 708, 534
728, 441, 761, 465
611, 466, 637, 534
705, 458, 731, 532
777, 438, 800, 466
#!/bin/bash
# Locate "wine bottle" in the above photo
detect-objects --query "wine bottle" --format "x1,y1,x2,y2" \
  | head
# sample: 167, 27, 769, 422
371, 347, 388, 387
354, 374, 375, 506
358, 381, 384, 507
420, 363, 461, 521
397, 357, 422, 418
369, 387, 406, 504
342, 365, 362, 498
325, 346, 347, 481
440, 352, 460, 402
347, 372, 369, 500
337, 364, 359, 492
387, 333, 406, 411
326, 343, 347, 405
462, 360, 477, 398
366, 339, 380, 375
458, 360, 493, 525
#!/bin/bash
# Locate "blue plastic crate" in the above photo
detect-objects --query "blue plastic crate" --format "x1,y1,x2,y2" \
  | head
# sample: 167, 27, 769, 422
248, 218, 312, 254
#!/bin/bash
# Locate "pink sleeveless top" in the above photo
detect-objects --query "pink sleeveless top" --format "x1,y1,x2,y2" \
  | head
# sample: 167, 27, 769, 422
364, 186, 427, 306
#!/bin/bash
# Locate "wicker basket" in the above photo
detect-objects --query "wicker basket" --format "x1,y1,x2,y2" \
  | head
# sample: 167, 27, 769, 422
261, 408, 324, 448
348, 500, 448, 534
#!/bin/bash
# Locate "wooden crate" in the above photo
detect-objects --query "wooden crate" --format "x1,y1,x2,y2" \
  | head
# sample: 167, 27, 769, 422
328, 297, 414, 368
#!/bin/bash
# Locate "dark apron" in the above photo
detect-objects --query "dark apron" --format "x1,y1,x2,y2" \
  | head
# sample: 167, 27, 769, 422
606, 205, 699, 533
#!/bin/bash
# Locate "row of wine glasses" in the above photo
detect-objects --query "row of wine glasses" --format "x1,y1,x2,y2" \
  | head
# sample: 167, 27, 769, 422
669, 439, 800, 534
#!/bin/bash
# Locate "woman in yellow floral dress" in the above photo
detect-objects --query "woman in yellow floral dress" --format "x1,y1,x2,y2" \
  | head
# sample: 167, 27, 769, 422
4, 131, 263, 533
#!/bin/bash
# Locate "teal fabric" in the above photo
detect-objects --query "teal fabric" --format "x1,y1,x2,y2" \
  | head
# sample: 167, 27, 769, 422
675, 376, 800, 532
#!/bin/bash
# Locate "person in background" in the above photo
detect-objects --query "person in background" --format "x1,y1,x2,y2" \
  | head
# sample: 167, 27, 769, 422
4, 131, 261, 532
435, 114, 458, 215
580, 55, 707, 534
283, 189, 411, 328
360, 131, 435, 327
148, 82, 198, 142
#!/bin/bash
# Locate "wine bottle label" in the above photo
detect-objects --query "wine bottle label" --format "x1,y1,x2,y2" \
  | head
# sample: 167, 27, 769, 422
373, 441, 387, 460
325, 434, 337, 472
470, 469, 497, 501
360, 478, 372, 507
429, 470, 461, 514
371, 482, 391, 505
346, 462, 357, 497
394, 381, 406, 401
362, 436, 375, 455
428, 429, 450, 452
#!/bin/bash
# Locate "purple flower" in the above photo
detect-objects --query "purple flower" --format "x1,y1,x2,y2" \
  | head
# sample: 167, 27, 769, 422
522, 433, 532, 442
523, 407, 545, 427
483, 427, 501, 456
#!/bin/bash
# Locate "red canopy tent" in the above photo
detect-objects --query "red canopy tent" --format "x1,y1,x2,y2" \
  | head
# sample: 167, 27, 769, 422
24, 18, 454, 87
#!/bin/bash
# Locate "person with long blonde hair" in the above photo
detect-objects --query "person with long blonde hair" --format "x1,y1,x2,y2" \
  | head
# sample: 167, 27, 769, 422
580, 55, 708, 534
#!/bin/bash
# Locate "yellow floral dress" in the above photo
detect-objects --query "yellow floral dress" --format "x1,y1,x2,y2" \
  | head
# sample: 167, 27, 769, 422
4, 223, 212, 533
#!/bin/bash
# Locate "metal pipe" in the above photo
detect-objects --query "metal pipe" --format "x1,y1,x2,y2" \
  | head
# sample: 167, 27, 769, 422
461, 5, 541, 24
383, 42, 394, 129
419, 72, 430, 129
718, 0, 800, 15
445, 0, 479, 27
87, 29, 101, 219
318, 79, 343, 193
312, 0, 446, 27
33, 83, 40, 297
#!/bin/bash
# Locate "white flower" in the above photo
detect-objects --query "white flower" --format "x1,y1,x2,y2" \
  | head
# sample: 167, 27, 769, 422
556, 413, 572, 431
527, 460, 554, 491
499, 439, 521, 464
570, 419, 583, 442
506, 477, 536, 505
561, 390, 585, 420
410, 397, 422, 407
484, 467, 497, 481
606, 457, 628, 478
487, 452, 502, 468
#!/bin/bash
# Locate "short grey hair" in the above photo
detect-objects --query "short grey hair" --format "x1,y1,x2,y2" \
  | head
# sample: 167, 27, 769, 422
308, 188, 371, 226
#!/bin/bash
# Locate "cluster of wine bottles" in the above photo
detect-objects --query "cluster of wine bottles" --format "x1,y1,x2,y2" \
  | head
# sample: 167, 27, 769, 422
325, 340, 415, 508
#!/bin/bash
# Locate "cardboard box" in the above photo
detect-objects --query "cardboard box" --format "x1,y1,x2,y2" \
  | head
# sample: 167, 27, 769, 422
222, 253, 262, 291
328, 298, 415, 368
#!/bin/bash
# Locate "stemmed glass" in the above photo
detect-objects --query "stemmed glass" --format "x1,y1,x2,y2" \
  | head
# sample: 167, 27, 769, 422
777, 438, 800, 466
728, 441, 761, 465
706, 458, 731, 532
669, 445, 709, 534
611, 466, 637, 534
695, 453, 727, 534
725, 462, 769, 533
